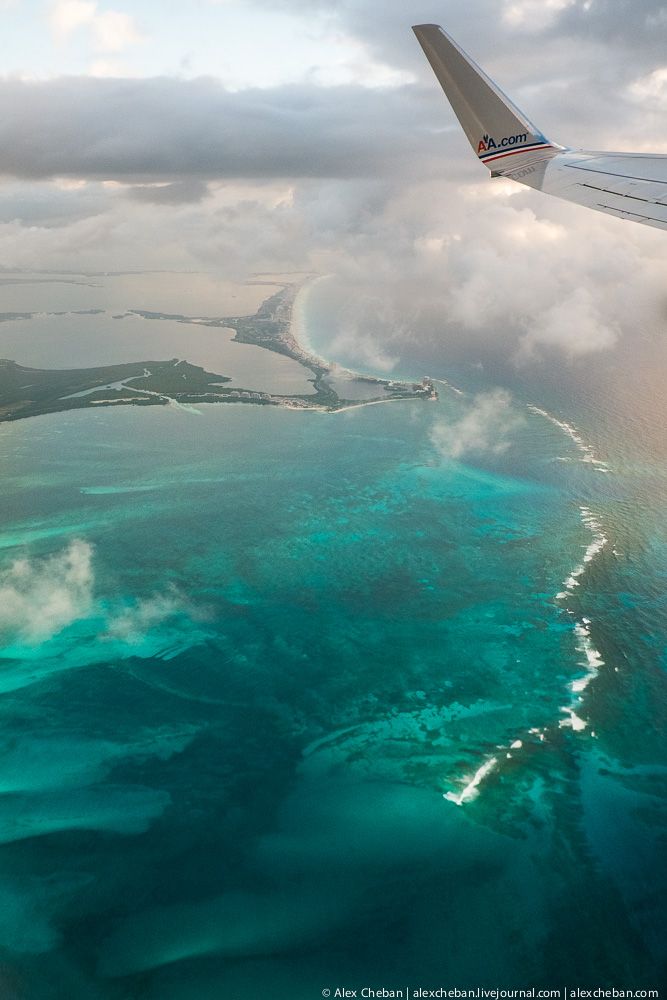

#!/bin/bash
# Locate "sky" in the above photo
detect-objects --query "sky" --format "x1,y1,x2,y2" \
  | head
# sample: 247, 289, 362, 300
1, 0, 667, 370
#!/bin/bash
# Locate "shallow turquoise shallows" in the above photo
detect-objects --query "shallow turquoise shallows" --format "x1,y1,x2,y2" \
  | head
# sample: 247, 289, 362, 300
0, 284, 665, 997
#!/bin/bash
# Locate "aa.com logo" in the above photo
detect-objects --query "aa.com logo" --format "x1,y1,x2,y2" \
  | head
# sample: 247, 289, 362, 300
477, 132, 529, 154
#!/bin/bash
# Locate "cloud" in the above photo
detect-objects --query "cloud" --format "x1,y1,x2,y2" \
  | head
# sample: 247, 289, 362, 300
516, 286, 619, 360
0, 180, 109, 226
503, 0, 578, 32
105, 585, 202, 645
91, 9, 142, 52
0, 540, 209, 656
0, 539, 94, 643
0, 77, 435, 184
304, 33, 417, 90
629, 66, 667, 108
127, 178, 211, 204
303, 179, 667, 370
430, 389, 525, 460
0, 0, 665, 373
322, 286, 404, 373
50, 0, 96, 42
328, 329, 399, 373
557, 0, 667, 52
1, 170, 665, 369
255, 0, 667, 67
50, 1, 142, 52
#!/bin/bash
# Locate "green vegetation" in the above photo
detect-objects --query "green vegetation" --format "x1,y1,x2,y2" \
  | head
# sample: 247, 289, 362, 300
0, 284, 436, 423
0, 358, 230, 422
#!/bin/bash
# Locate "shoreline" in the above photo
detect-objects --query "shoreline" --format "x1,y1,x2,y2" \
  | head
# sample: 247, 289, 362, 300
228, 277, 438, 411
0, 279, 438, 423
289, 274, 330, 362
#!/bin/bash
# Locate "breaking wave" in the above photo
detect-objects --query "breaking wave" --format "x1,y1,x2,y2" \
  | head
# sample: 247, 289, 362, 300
527, 404, 611, 472
444, 420, 610, 805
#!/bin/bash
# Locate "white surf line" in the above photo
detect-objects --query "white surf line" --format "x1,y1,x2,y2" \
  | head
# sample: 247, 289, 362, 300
443, 734, 544, 807
290, 275, 441, 406
443, 507, 610, 803
527, 404, 611, 472
433, 377, 465, 396
555, 506, 608, 599
554, 505, 608, 732
528, 408, 610, 728
444, 756, 499, 806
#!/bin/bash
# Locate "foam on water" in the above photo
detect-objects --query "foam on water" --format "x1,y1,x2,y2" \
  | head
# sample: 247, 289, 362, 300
554, 506, 608, 729
2, 277, 663, 991
444, 757, 499, 806
443, 453, 610, 802
527, 405, 611, 473
433, 377, 465, 396
559, 708, 588, 732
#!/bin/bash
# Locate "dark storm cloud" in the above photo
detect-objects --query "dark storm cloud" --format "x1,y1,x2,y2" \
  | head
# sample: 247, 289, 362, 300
0, 76, 440, 184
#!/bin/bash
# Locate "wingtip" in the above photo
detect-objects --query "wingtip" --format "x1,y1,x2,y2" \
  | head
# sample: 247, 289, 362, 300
412, 24, 447, 45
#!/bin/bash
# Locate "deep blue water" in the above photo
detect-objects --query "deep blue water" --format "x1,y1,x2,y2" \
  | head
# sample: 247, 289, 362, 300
0, 283, 665, 997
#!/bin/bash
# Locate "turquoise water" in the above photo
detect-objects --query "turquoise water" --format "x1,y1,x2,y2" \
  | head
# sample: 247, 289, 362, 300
0, 286, 665, 995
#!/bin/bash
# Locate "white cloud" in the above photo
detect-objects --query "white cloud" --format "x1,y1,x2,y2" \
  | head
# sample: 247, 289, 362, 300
0, 539, 94, 643
629, 66, 667, 108
89, 57, 132, 77
328, 327, 399, 373
307, 33, 416, 89
517, 286, 618, 360
49, 1, 142, 52
430, 389, 525, 460
2, 5, 667, 372
0, 539, 208, 652
503, 0, 577, 32
105, 587, 194, 644
50, 0, 96, 42
397, 196, 662, 365
91, 9, 142, 52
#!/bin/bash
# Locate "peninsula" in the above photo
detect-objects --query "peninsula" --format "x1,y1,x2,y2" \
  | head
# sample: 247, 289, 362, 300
0, 281, 437, 423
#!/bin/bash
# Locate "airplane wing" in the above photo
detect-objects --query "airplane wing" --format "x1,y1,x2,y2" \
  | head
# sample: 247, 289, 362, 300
413, 23, 667, 232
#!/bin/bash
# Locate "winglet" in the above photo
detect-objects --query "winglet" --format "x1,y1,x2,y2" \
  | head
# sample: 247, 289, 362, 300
412, 24, 561, 170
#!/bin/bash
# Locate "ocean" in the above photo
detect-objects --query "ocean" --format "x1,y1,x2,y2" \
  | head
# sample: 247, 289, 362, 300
0, 274, 664, 997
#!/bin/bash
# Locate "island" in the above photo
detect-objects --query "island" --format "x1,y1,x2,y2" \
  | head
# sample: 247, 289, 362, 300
0, 281, 438, 423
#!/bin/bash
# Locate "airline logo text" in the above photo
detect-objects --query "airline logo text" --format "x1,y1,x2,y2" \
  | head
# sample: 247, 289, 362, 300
478, 132, 528, 154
